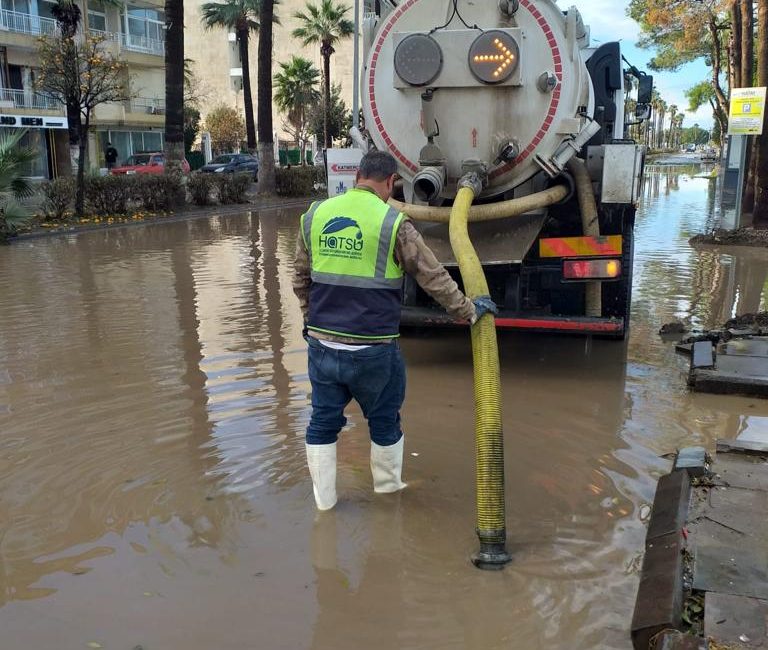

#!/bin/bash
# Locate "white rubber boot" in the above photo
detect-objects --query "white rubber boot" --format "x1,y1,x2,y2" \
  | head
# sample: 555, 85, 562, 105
305, 442, 337, 511
370, 437, 407, 494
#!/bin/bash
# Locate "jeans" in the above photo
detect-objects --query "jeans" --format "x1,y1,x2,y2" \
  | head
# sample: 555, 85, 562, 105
306, 336, 406, 447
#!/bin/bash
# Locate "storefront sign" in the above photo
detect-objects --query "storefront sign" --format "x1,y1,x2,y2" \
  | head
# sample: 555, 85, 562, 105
728, 87, 766, 135
0, 114, 68, 129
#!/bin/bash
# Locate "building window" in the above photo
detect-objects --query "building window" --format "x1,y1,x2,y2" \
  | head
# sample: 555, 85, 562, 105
87, 0, 107, 32
1, 0, 31, 14
1, 127, 49, 178
99, 129, 164, 164
121, 5, 165, 44
36, 0, 56, 21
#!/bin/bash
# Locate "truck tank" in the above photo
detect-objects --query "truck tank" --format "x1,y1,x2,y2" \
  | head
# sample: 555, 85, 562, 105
358, 0, 651, 338
362, 0, 596, 201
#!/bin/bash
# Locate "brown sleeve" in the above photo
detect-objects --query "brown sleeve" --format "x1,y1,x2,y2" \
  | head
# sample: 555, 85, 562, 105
394, 218, 476, 321
292, 226, 311, 321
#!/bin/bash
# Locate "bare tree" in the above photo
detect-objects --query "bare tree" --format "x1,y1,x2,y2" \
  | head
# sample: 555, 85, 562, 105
36, 34, 132, 217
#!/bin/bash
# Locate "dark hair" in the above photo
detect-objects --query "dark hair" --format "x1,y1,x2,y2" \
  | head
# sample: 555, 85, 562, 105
358, 150, 397, 181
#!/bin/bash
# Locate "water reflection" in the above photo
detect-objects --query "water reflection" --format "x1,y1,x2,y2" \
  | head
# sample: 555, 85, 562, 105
634, 164, 768, 331
0, 166, 768, 648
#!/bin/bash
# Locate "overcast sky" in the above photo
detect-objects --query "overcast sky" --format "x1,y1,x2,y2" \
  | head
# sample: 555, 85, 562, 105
576, 0, 714, 129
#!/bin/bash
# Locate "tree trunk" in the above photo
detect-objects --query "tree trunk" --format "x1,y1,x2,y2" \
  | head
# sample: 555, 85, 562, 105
165, 0, 185, 178
256, 0, 276, 194
753, 0, 768, 225
732, 0, 743, 89
239, 29, 257, 151
322, 47, 331, 149
742, 0, 754, 87
74, 118, 89, 218
707, 17, 731, 134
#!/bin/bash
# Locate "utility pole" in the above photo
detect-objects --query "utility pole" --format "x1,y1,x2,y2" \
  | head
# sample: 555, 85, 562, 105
352, 0, 360, 129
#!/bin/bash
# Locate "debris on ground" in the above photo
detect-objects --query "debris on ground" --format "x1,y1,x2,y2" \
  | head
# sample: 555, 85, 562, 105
689, 228, 768, 248
724, 312, 768, 330
660, 321, 690, 335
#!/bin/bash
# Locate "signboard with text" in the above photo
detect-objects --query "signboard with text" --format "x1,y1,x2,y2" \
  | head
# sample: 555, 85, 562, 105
728, 87, 766, 135
325, 148, 364, 197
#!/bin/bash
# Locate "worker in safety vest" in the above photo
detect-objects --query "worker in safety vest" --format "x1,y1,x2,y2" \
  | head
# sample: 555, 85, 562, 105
293, 151, 498, 511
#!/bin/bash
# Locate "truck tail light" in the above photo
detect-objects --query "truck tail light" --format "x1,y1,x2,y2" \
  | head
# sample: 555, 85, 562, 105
563, 259, 622, 281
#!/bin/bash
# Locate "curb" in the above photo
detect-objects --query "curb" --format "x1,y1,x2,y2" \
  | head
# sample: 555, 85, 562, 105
631, 469, 692, 649
12, 197, 314, 242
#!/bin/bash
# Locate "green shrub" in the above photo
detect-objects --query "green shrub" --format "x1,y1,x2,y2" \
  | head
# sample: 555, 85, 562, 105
132, 174, 184, 211
39, 177, 75, 221
187, 172, 215, 206
213, 172, 251, 204
85, 175, 135, 215
187, 151, 205, 171
275, 165, 325, 197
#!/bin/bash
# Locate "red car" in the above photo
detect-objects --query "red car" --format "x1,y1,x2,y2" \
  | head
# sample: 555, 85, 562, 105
110, 152, 190, 175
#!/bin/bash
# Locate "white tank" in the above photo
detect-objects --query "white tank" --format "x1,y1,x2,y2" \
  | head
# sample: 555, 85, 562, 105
362, 0, 595, 200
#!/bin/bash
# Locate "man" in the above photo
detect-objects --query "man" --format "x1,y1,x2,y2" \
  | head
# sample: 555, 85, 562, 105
105, 142, 118, 170
293, 151, 497, 511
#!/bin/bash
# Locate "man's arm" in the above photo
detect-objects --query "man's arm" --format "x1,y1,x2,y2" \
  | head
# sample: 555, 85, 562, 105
395, 219, 476, 322
292, 227, 311, 321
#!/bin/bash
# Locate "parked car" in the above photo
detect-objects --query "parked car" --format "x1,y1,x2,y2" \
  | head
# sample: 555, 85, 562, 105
701, 147, 719, 161
200, 153, 259, 179
684, 144, 696, 153
110, 153, 190, 175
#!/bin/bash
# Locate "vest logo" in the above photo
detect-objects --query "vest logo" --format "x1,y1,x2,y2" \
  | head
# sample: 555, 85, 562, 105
319, 216, 364, 255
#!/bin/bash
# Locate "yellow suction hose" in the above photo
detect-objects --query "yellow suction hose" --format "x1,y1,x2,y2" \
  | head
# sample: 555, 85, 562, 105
389, 184, 568, 223
448, 179, 510, 570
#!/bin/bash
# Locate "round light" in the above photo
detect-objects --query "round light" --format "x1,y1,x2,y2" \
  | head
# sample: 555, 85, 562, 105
468, 30, 520, 84
394, 34, 443, 87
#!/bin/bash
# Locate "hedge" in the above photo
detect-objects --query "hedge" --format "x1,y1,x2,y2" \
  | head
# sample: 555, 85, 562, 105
275, 165, 325, 197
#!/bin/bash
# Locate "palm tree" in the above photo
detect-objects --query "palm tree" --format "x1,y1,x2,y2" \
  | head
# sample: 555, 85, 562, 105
165, 0, 185, 177
667, 104, 677, 149
292, 0, 354, 148
256, 0, 277, 194
0, 130, 35, 243
201, 0, 260, 150
274, 56, 320, 164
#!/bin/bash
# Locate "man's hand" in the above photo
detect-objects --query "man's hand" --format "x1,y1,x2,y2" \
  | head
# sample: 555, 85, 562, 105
470, 295, 499, 325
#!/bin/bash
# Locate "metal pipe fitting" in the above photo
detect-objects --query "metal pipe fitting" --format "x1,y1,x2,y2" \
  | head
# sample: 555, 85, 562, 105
412, 166, 445, 203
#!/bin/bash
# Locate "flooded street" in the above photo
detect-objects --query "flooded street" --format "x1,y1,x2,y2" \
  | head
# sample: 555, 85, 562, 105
2, 166, 768, 650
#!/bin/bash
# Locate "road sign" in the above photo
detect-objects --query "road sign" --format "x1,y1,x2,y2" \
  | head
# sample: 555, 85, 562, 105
728, 87, 766, 135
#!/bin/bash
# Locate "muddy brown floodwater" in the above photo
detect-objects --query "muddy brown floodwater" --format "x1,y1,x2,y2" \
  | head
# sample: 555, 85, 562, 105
2, 166, 768, 650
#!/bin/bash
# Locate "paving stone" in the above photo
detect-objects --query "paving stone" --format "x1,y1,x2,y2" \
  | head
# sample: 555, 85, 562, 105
704, 592, 768, 648
723, 338, 768, 357
711, 455, 768, 492
717, 355, 768, 378
692, 341, 715, 369
674, 447, 708, 477
717, 438, 768, 456
693, 545, 768, 599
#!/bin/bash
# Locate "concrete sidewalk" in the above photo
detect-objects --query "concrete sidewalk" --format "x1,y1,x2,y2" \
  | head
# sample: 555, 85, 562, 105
632, 438, 768, 649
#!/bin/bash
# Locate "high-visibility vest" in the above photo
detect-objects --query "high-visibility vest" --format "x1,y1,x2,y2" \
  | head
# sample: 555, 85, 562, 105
302, 188, 405, 340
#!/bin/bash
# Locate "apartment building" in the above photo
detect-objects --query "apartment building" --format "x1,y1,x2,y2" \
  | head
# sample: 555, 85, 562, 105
0, 0, 167, 178
184, 0, 356, 143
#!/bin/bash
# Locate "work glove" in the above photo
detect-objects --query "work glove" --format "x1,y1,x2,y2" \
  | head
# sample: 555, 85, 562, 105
471, 295, 499, 325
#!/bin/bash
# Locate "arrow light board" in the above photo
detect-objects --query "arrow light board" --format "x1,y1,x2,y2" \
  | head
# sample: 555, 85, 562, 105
468, 30, 520, 84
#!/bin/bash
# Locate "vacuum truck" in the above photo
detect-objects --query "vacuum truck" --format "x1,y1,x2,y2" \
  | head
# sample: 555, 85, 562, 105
356, 0, 653, 339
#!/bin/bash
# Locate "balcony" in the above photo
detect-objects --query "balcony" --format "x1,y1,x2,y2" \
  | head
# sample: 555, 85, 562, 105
0, 87, 63, 113
0, 9, 56, 36
119, 32, 164, 56
129, 96, 165, 115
